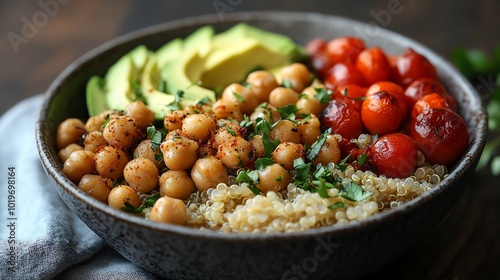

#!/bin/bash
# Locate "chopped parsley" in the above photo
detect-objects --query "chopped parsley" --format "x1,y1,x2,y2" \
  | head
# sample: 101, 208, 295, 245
358, 153, 367, 165
233, 92, 245, 102
132, 81, 148, 105
167, 90, 184, 111
314, 88, 333, 104
101, 114, 111, 129
282, 78, 293, 89
339, 182, 373, 202
255, 158, 274, 171
306, 128, 332, 161
277, 104, 299, 121
328, 202, 348, 210
236, 170, 261, 195
239, 115, 253, 128
196, 96, 212, 106
158, 79, 168, 93
225, 126, 237, 136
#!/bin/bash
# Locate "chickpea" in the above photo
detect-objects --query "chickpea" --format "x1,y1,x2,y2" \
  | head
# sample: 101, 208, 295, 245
296, 86, 329, 116
212, 98, 243, 121
95, 145, 129, 179
133, 139, 164, 168
160, 133, 198, 170
251, 135, 266, 158
58, 143, 83, 163
297, 114, 322, 145
256, 163, 291, 193
268, 87, 300, 108
78, 174, 113, 203
108, 185, 141, 210
221, 83, 258, 115
56, 118, 85, 149
270, 120, 301, 143
250, 104, 280, 124
83, 131, 107, 153
212, 123, 245, 148
62, 150, 96, 183
216, 136, 252, 169
312, 135, 341, 166
271, 142, 304, 170
191, 156, 229, 192
149, 196, 187, 225
279, 63, 312, 93
123, 158, 159, 193
182, 113, 216, 142
102, 115, 142, 149
164, 110, 187, 132
160, 170, 195, 199
125, 100, 155, 130
245, 70, 279, 103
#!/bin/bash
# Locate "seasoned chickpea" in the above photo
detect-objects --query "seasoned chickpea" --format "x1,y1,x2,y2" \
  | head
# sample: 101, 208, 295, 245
56, 118, 85, 149
251, 135, 266, 158
312, 135, 341, 166
296, 86, 329, 116
85, 110, 114, 132
191, 156, 229, 192
216, 136, 252, 169
246, 70, 279, 103
78, 174, 113, 203
159, 170, 195, 199
133, 139, 164, 168
250, 104, 280, 124
160, 133, 198, 170
125, 100, 155, 130
270, 120, 301, 143
212, 98, 243, 121
108, 185, 141, 210
164, 110, 187, 132
256, 163, 291, 193
149, 196, 187, 225
63, 150, 96, 183
268, 87, 300, 108
271, 142, 304, 170
297, 114, 322, 145
123, 158, 159, 193
212, 123, 245, 148
279, 63, 312, 93
102, 115, 142, 149
95, 145, 129, 179
182, 113, 216, 142
221, 83, 259, 115
83, 131, 107, 153
58, 143, 83, 163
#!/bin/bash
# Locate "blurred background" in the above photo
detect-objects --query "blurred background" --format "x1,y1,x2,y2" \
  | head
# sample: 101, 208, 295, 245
1, 1, 499, 279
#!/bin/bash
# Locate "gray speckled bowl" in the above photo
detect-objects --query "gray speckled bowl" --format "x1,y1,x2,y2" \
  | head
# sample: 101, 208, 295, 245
35, 12, 487, 280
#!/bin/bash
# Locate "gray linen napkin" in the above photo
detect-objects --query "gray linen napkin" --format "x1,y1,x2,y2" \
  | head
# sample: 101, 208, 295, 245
0, 95, 160, 280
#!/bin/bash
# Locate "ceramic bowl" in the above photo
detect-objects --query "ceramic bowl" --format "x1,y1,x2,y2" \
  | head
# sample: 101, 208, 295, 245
35, 11, 487, 280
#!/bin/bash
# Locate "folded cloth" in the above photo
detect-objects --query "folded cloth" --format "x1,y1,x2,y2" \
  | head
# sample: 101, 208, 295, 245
0, 95, 160, 280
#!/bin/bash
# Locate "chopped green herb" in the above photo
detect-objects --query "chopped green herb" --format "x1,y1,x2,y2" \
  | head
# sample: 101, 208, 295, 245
167, 90, 184, 111
317, 178, 331, 198
307, 128, 332, 161
255, 158, 274, 171
147, 125, 167, 151
197, 96, 212, 106
226, 126, 237, 136
242, 81, 253, 88
293, 158, 312, 182
338, 155, 350, 172
328, 202, 348, 210
277, 104, 298, 121
132, 81, 148, 105
233, 92, 245, 102
275, 175, 283, 182
236, 170, 261, 195
298, 93, 309, 99
101, 114, 111, 129
358, 153, 367, 165
144, 193, 161, 207
158, 79, 168, 93
121, 201, 145, 214
339, 182, 373, 202
239, 115, 253, 128
314, 88, 333, 104
282, 78, 293, 89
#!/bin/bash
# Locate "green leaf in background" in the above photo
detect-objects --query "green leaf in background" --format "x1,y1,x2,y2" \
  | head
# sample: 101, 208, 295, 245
491, 156, 500, 176
452, 48, 494, 79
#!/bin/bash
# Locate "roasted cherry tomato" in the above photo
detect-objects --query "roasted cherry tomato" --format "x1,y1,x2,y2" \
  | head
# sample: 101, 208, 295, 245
325, 62, 366, 88
334, 83, 367, 100
404, 78, 457, 109
355, 47, 392, 84
371, 133, 419, 178
326, 36, 366, 65
393, 48, 438, 87
361, 91, 404, 136
366, 81, 409, 119
408, 108, 469, 165
306, 38, 328, 56
411, 93, 450, 119
320, 99, 363, 140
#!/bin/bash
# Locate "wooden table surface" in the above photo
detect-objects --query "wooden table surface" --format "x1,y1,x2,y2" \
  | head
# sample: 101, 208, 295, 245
1, 1, 499, 279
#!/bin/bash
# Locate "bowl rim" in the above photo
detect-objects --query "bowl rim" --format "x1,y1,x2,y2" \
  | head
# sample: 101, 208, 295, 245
36, 11, 487, 241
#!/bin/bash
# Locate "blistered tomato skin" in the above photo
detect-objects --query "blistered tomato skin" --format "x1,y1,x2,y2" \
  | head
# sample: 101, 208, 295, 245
325, 62, 366, 88
361, 91, 404, 136
393, 48, 438, 87
411, 93, 450, 119
355, 47, 393, 85
366, 81, 409, 119
404, 78, 457, 110
371, 133, 419, 178
326, 37, 366, 65
409, 108, 469, 165
320, 99, 363, 140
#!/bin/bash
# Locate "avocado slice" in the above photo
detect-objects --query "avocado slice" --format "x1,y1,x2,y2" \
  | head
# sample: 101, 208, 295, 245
156, 38, 183, 66
86, 76, 109, 116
